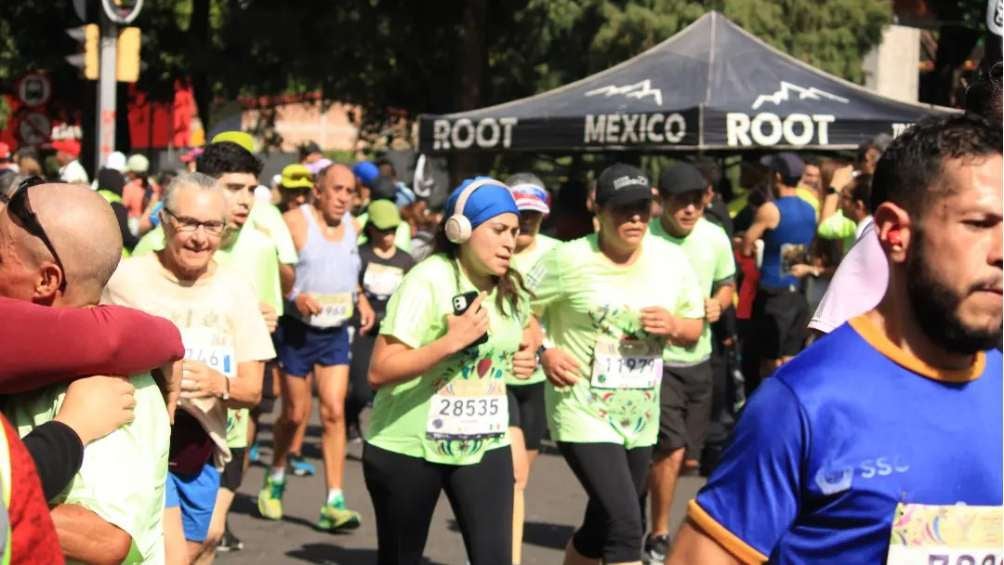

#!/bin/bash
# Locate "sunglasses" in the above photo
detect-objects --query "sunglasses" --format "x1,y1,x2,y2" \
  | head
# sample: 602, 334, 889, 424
0, 177, 67, 292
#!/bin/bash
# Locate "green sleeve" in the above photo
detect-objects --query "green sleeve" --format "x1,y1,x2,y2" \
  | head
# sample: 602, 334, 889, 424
380, 266, 443, 349
131, 226, 166, 256
526, 247, 564, 317
712, 230, 736, 283
396, 223, 412, 252
270, 217, 298, 265
817, 211, 856, 240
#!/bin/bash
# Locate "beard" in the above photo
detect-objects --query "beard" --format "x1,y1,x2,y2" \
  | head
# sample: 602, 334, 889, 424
906, 235, 1003, 354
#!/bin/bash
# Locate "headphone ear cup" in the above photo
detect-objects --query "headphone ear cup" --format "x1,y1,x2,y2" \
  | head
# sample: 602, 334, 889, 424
445, 215, 472, 244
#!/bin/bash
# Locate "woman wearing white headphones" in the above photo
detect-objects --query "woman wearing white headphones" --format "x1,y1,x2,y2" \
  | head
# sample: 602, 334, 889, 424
364, 177, 538, 564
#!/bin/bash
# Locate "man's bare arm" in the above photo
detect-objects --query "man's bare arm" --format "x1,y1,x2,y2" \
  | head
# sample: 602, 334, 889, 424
50, 504, 132, 565
741, 202, 780, 257
667, 521, 744, 565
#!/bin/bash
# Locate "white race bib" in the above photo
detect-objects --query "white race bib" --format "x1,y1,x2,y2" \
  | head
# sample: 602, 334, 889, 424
309, 293, 353, 328
426, 376, 507, 440
363, 263, 404, 299
887, 503, 1002, 565
591, 336, 662, 389
181, 327, 236, 378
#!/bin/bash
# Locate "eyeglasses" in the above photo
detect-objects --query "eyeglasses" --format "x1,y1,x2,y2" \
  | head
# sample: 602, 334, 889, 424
162, 207, 226, 235
0, 177, 67, 292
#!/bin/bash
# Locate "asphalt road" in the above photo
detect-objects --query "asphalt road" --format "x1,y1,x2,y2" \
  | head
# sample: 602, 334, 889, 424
219, 408, 703, 564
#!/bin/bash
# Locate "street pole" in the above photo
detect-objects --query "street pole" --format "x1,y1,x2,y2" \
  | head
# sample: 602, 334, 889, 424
95, 14, 117, 172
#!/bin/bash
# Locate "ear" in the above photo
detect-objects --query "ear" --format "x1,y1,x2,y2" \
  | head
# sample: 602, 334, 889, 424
873, 202, 912, 265
33, 261, 63, 303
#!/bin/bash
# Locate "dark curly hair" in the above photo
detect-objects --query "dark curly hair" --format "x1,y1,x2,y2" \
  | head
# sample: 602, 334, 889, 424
196, 141, 263, 179
869, 114, 1001, 218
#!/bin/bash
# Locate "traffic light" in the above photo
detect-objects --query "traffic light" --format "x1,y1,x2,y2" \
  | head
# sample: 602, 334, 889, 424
66, 24, 99, 80
116, 26, 141, 83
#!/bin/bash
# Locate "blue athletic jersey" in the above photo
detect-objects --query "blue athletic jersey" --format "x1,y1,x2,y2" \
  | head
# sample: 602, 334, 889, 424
690, 316, 1002, 564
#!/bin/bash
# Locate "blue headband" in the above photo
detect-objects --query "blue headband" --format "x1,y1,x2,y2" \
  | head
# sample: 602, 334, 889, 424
445, 177, 519, 231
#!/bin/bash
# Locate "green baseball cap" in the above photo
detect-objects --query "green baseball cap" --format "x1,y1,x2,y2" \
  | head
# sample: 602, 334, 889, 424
210, 131, 256, 153
367, 200, 401, 230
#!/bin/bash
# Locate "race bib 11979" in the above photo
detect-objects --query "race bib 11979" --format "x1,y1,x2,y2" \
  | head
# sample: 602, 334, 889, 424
591, 336, 663, 389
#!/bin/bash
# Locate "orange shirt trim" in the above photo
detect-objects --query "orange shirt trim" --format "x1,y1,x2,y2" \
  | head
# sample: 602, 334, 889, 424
687, 500, 768, 565
848, 315, 985, 383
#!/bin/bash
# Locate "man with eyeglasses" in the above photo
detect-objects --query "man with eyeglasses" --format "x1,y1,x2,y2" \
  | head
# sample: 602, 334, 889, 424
103, 171, 275, 564
0, 180, 187, 564
641, 162, 736, 563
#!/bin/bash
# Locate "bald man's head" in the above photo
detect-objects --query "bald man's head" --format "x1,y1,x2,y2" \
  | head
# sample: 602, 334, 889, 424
4, 183, 123, 306
314, 163, 356, 222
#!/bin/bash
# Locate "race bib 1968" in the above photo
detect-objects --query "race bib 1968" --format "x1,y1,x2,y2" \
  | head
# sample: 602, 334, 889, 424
887, 503, 1002, 565
309, 292, 353, 328
181, 327, 236, 378
591, 336, 663, 389
426, 375, 507, 440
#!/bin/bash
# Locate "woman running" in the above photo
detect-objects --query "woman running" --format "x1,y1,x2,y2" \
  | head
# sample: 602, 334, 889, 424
504, 173, 560, 564
364, 177, 537, 564
528, 164, 705, 565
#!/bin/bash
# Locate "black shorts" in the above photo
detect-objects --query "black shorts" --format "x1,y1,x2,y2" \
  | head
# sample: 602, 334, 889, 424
752, 287, 809, 359
656, 362, 713, 459
220, 447, 246, 492
506, 381, 546, 451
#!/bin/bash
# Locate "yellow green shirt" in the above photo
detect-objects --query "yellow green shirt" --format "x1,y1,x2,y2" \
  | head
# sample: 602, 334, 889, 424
527, 234, 704, 448
507, 234, 560, 385
367, 254, 529, 465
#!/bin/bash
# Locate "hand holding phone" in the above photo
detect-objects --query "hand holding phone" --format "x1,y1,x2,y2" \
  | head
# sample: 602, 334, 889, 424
447, 291, 489, 352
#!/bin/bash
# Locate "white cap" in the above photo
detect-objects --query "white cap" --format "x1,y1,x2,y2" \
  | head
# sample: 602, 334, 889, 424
105, 151, 126, 172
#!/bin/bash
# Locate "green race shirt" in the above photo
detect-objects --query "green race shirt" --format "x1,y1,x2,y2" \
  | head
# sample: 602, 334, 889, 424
649, 217, 735, 365
507, 234, 560, 386
5, 374, 169, 564
367, 254, 529, 465
527, 234, 704, 448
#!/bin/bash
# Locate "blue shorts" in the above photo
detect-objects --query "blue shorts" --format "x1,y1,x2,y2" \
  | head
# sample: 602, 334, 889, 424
275, 315, 351, 377
165, 462, 220, 542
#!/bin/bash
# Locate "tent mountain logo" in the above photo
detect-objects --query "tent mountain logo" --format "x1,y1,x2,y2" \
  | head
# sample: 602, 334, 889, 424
585, 80, 663, 107
751, 81, 849, 110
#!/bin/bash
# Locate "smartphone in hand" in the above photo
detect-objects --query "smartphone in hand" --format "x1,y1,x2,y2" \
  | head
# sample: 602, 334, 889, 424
452, 291, 489, 347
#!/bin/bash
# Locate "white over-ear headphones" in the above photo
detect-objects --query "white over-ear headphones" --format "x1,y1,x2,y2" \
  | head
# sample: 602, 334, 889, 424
444, 178, 503, 244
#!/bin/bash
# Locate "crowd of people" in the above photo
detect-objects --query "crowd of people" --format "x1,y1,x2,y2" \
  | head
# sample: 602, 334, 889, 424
0, 66, 998, 565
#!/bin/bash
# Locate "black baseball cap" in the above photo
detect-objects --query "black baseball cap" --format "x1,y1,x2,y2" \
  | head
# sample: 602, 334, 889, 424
595, 164, 652, 207
658, 162, 708, 197
760, 152, 804, 186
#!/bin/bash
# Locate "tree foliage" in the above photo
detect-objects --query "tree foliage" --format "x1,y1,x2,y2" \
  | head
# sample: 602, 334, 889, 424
0, 0, 895, 134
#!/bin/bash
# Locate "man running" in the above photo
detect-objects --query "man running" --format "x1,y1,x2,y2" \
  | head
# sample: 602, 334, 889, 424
644, 163, 735, 563
742, 153, 816, 381
104, 172, 274, 564
669, 114, 1002, 564
258, 163, 374, 532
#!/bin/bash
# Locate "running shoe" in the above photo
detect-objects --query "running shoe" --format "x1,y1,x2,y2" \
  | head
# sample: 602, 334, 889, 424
216, 525, 244, 552
289, 453, 317, 477
316, 501, 362, 532
257, 476, 285, 520
642, 532, 670, 565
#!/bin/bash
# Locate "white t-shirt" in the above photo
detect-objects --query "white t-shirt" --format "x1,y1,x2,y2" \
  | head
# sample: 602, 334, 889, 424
809, 219, 887, 334
102, 253, 276, 465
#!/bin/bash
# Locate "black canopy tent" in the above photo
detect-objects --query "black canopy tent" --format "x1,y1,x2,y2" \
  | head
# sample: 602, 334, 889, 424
418, 11, 953, 155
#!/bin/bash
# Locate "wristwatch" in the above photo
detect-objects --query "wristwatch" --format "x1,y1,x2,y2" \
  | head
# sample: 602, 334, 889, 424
221, 377, 230, 401
826, 186, 839, 195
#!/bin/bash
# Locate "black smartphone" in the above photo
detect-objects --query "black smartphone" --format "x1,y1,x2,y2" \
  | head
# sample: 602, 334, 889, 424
452, 291, 489, 347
